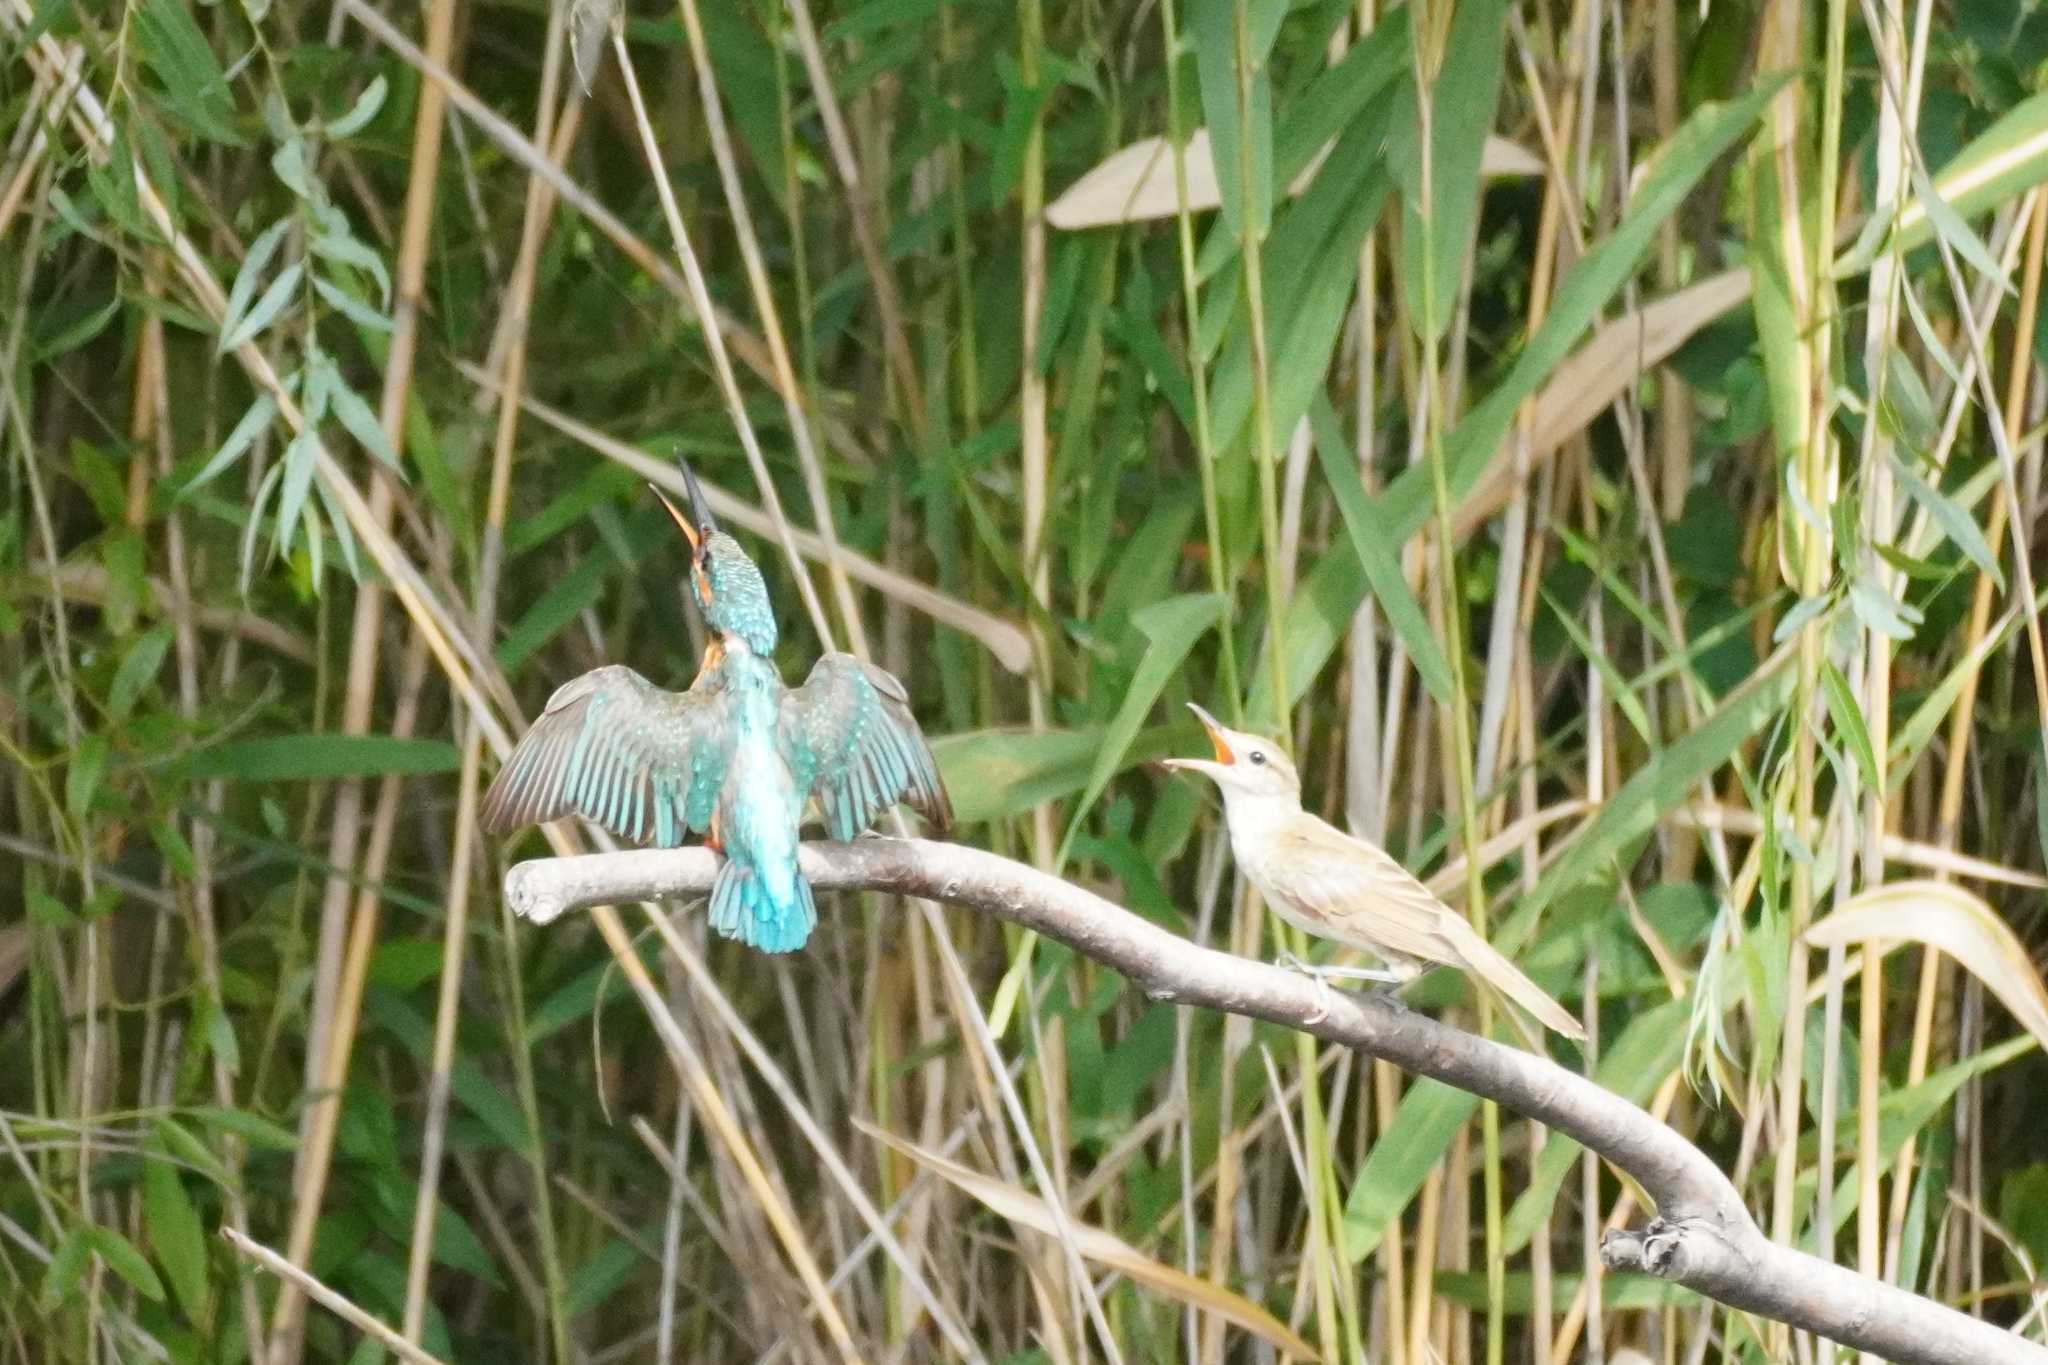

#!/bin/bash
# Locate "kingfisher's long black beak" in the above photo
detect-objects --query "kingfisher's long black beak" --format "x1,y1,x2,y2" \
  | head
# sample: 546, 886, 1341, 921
680, 458, 719, 537
652, 459, 719, 558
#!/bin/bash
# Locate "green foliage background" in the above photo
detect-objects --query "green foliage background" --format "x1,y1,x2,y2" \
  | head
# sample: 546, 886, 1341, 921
6, 0, 2048, 1361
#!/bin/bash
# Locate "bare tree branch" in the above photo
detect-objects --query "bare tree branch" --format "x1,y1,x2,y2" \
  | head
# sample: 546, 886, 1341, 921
505, 838, 2048, 1365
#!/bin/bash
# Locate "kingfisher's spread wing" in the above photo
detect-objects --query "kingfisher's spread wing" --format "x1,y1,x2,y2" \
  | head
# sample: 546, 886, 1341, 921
481, 665, 728, 847
780, 653, 951, 839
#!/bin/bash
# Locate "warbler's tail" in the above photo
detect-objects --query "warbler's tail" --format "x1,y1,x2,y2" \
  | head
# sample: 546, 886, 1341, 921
707, 855, 816, 953
1444, 919, 1586, 1043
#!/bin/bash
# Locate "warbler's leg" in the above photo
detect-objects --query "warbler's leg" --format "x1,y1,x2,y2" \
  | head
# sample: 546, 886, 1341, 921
1275, 951, 1341, 1024
1304, 971, 1336, 1026
1312, 963, 1407, 985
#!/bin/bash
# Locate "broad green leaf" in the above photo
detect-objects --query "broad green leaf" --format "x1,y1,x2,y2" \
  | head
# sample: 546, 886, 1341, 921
1877, 89, 2048, 259
184, 1107, 297, 1150
134, 0, 246, 146
311, 466, 363, 583
326, 74, 387, 139
28, 889, 75, 927
184, 391, 277, 496
218, 217, 290, 350
328, 374, 399, 467
1309, 399, 1452, 705
1189, 0, 1281, 241
108, 622, 174, 719
217, 259, 302, 354
144, 1156, 208, 1318
86, 1226, 164, 1303
1271, 8, 1410, 179
41, 1227, 92, 1309
31, 293, 122, 364
66, 732, 109, 821
1890, 452, 2003, 589
496, 553, 612, 674
1342, 1080, 1480, 1261
153, 1117, 230, 1185
1848, 578, 1921, 642
1803, 1036, 2035, 1236
182, 734, 460, 781
565, 1237, 641, 1318
1251, 80, 1785, 719
1395, 0, 1508, 340
933, 727, 1110, 826
312, 275, 394, 333
1056, 593, 1225, 867
1877, 349, 1940, 454
311, 226, 393, 306
270, 135, 315, 201
1746, 99, 1817, 571
1907, 155, 2010, 290
203, 993, 241, 1076
272, 423, 320, 560
1503, 645, 1795, 946
1819, 659, 1881, 795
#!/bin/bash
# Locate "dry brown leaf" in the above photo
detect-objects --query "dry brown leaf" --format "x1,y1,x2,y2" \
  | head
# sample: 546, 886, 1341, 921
1046, 129, 1541, 230
1804, 880, 2048, 1055
1452, 268, 1755, 539
856, 1121, 1321, 1361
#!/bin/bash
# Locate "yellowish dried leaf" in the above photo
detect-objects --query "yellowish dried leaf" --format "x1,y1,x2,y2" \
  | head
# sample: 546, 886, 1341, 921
1047, 130, 1540, 230
1804, 880, 2048, 1054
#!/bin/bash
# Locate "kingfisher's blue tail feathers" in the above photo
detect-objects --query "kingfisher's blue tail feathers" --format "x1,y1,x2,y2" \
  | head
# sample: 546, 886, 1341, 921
707, 859, 816, 953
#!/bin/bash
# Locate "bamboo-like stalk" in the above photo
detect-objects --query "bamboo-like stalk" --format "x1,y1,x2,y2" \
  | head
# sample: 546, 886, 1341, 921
671, 0, 867, 656
1404, 5, 1512, 1360
402, 4, 573, 1353
1855, 0, 1917, 1343
273, 0, 460, 1351
610, 35, 834, 649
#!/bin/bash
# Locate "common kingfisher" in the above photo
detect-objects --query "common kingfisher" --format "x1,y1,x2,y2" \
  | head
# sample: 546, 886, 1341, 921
481, 462, 951, 952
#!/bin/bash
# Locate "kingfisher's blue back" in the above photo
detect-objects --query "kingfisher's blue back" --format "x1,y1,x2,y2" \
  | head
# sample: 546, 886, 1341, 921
480, 468, 952, 954
701, 649, 813, 952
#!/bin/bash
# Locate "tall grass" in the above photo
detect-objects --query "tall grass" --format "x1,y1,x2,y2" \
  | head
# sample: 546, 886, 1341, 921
6, 1, 2048, 1362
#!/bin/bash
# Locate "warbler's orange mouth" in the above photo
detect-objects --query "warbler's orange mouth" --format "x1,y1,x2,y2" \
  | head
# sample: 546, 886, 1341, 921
1185, 702, 1235, 765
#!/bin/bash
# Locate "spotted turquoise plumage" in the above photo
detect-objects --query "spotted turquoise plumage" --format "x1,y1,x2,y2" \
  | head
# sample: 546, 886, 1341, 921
482, 505, 950, 953
696, 532, 778, 655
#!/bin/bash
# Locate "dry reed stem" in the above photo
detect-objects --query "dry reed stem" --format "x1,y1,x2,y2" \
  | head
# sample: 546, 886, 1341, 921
223, 1228, 448, 1365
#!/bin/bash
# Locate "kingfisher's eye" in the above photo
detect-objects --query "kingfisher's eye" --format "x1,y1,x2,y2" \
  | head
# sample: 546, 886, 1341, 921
1249, 751, 1267, 766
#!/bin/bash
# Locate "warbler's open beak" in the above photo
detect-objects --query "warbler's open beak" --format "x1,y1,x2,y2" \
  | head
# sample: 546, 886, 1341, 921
1160, 701, 1236, 775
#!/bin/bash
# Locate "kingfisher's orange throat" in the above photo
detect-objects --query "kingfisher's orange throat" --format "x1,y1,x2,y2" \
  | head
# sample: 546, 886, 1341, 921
693, 637, 726, 686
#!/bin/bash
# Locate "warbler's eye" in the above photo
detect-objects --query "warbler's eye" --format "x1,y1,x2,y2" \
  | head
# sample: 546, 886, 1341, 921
1249, 751, 1267, 766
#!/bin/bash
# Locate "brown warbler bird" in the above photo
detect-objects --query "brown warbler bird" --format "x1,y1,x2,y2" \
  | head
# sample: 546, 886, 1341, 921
1164, 703, 1585, 1042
